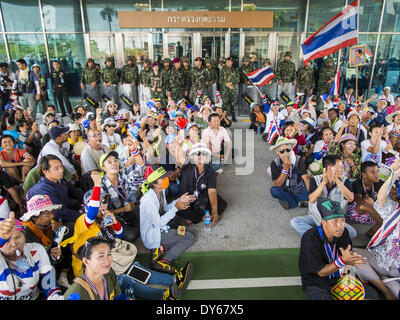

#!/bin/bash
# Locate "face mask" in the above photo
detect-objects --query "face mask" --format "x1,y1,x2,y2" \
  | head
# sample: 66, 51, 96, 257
160, 177, 170, 189
289, 150, 296, 165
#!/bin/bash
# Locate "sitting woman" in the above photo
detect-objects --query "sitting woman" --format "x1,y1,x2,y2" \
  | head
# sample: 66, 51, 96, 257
15, 119, 42, 158
20, 194, 72, 289
0, 212, 63, 300
138, 166, 196, 275
101, 100, 119, 121
282, 120, 306, 155
249, 102, 266, 133
352, 159, 400, 300
101, 118, 122, 152
194, 105, 212, 130
0, 134, 36, 183
175, 130, 227, 226
329, 133, 361, 181
335, 111, 365, 147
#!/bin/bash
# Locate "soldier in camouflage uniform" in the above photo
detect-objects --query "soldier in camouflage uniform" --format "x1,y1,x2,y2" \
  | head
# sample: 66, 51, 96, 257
80, 58, 101, 112
239, 55, 256, 112
168, 58, 187, 103
276, 51, 297, 103
190, 57, 208, 105
119, 56, 139, 107
219, 57, 240, 122
204, 57, 219, 103
296, 60, 315, 105
101, 57, 120, 106
150, 62, 164, 101
317, 56, 336, 110
181, 56, 192, 100
139, 58, 152, 111
161, 58, 172, 102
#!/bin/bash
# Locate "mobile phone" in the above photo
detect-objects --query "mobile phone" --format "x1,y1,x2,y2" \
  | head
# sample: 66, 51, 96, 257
126, 264, 151, 284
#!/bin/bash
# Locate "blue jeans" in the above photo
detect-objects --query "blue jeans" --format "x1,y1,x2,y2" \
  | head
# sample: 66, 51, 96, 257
117, 262, 175, 300
290, 214, 358, 240
270, 186, 309, 209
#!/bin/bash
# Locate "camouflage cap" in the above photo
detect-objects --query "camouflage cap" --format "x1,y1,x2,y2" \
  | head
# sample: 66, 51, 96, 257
284, 51, 292, 57
204, 57, 212, 64
86, 58, 95, 63
181, 56, 190, 63
242, 55, 251, 62
126, 56, 136, 63
225, 57, 234, 62
219, 57, 226, 63
264, 58, 271, 64
325, 56, 334, 63
162, 58, 172, 64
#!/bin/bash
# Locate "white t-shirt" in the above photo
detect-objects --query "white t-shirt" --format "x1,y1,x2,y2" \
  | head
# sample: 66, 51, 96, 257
361, 139, 387, 165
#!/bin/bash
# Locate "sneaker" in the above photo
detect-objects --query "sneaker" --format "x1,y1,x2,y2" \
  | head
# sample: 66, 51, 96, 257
152, 259, 178, 275
174, 262, 194, 298
57, 273, 71, 288
215, 168, 223, 176
150, 247, 164, 267
279, 200, 291, 210
162, 286, 178, 300
299, 200, 309, 208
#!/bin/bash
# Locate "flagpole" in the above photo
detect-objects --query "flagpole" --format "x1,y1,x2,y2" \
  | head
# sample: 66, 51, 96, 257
355, 66, 359, 102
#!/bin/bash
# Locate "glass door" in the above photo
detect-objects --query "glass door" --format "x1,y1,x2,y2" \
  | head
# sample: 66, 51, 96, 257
244, 33, 270, 69
89, 33, 116, 66
201, 33, 226, 60
123, 34, 149, 65
166, 34, 193, 61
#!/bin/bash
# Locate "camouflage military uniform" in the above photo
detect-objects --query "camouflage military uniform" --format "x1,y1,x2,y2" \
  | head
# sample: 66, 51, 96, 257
204, 58, 219, 103
120, 56, 139, 105
297, 62, 315, 104
160, 58, 172, 101
219, 59, 240, 117
101, 58, 120, 105
239, 56, 257, 112
181, 56, 192, 97
81, 58, 101, 111
149, 69, 164, 101
139, 59, 152, 110
168, 65, 186, 103
317, 56, 336, 96
190, 65, 208, 105
276, 52, 297, 102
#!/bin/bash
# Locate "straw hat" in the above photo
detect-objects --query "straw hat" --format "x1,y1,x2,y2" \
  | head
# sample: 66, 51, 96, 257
73, 141, 88, 156
385, 110, 400, 124
269, 136, 297, 152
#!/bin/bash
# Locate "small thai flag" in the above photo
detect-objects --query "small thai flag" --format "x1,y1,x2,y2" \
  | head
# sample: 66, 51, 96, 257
246, 66, 276, 87
329, 68, 340, 97
267, 123, 279, 145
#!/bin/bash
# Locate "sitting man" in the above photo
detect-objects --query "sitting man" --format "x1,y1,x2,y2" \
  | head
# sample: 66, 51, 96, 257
201, 112, 232, 175
38, 125, 79, 182
348, 161, 383, 237
0, 134, 35, 184
175, 129, 227, 226
80, 128, 109, 174
298, 197, 377, 300
269, 136, 310, 209
26, 155, 84, 228
290, 155, 357, 239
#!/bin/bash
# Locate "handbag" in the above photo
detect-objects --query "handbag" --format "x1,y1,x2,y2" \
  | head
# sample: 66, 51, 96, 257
331, 266, 365, 300
111, 238, 137, 275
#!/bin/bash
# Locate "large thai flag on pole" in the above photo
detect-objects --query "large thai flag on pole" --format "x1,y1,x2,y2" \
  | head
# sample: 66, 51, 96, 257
329, 68, 340, 97
301, 0, 359, 64
246, 66, 276, 86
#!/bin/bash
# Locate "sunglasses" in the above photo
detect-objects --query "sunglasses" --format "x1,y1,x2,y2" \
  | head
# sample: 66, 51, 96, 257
105, 124, 117, 128
195, 151, 209, 157
279, 148, 291, 154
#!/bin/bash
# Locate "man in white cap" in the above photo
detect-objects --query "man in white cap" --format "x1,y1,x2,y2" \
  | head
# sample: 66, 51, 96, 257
269, 136, 310, 209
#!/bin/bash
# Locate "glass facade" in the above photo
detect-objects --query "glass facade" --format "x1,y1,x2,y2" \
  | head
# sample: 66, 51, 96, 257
0, 0, 398, 104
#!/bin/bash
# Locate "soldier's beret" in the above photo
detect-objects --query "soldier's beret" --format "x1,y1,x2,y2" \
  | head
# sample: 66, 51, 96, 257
226, 57, 233, 62
172, 57, 180, 64
152, 62, 159, 67
194, 57, 203, 62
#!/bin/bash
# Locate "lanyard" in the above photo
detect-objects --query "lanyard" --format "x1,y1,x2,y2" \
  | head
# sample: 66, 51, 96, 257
109, 177, 128, 202
362, 178, 375, 199
194, 166, 206, 194
84, 273, 108, 300
318, 226, 340, 279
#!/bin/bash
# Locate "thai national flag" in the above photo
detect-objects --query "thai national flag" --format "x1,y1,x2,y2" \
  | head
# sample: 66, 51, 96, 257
329, 68, 340, 97
266, 123, 279, 145
246, 66, 276, 87
301, 0, 359, 64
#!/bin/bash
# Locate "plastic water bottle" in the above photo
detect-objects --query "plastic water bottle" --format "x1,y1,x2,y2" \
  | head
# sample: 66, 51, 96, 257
204, 210, 211, 232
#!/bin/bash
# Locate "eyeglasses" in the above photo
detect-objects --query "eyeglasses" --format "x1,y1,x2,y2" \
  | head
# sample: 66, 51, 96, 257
195, 151, 209, 157
89, 133, 102, 138
279, 148, 291, 154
